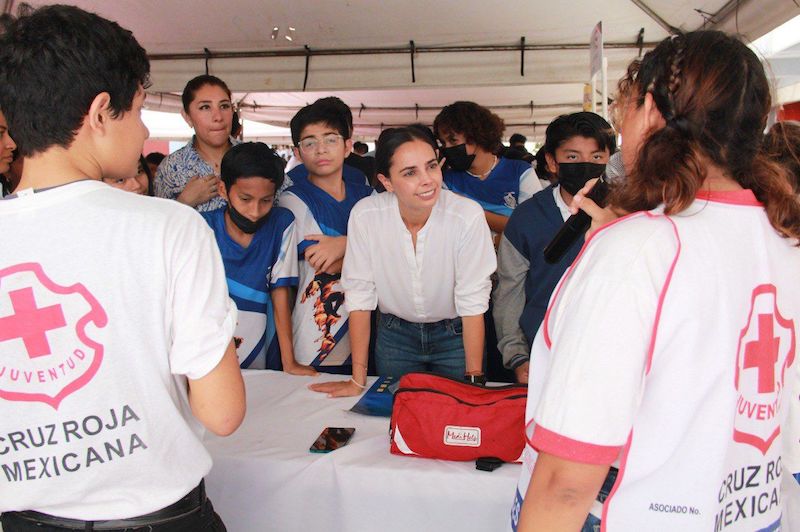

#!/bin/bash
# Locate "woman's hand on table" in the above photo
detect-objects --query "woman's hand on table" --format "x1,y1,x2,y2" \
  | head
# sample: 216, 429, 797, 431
308, 379, 363, 398
283, 362, 319, 377
569, 178, 622, 239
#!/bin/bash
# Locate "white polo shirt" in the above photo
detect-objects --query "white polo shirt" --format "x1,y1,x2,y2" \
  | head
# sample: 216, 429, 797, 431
512, 189, 800, 531
342, 189, 496, 322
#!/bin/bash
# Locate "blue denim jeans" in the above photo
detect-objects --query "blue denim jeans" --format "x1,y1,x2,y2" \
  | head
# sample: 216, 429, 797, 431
511, 467, 617, 532
580, 466, 618, 532
374, 312, 466, 379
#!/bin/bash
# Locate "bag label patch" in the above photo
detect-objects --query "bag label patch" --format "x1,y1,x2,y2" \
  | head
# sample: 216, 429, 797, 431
444, 425, 481, 447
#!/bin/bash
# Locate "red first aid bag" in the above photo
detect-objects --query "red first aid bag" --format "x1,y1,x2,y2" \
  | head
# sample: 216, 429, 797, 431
389, 372, 527, 462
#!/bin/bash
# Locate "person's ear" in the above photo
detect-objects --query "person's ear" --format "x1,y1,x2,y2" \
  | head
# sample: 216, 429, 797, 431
642, 92, 667, 133
545, 153, 559, 175
377, 173, 393, 193
217, 180, 228, 201
181, 108, 194, 129
292, 145, 302, 161
344, 138, 353, 157
86, 92, 113, 134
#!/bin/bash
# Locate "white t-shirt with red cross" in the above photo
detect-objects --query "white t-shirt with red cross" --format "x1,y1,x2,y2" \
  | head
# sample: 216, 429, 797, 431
512, 189, 800, 531
0, 181, 237, 519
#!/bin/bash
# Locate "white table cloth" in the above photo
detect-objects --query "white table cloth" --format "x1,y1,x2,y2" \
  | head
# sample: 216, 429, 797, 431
203, 370, 520, 531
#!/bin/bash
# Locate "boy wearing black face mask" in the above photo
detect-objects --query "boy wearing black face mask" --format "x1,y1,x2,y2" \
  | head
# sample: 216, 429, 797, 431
493, 112, 616, 383
202, 142, 317, 375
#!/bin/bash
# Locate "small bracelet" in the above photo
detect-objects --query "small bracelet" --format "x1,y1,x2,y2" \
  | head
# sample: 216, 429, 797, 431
350, 377, 366, 389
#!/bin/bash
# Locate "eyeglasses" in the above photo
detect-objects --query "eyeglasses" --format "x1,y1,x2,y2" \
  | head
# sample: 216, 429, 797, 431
297, 134, 344, 152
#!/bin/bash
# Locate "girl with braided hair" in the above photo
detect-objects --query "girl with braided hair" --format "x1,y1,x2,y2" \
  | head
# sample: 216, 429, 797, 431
513, 31, 800, 531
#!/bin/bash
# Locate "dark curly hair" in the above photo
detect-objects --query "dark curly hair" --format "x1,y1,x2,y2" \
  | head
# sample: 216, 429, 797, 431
764, 121, 800, 194
611, 30, 800, 242
433, 101, 505, 154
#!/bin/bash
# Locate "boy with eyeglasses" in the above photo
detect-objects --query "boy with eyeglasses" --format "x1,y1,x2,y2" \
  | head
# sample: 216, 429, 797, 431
278, 98, 372, 375
282, 97, 371, 189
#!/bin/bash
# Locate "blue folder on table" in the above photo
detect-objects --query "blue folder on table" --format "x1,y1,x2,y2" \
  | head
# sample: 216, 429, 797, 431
349, 376, 396, 417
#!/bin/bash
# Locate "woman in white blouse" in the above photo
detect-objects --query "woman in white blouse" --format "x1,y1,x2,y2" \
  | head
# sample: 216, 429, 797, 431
309, 127, 496, 398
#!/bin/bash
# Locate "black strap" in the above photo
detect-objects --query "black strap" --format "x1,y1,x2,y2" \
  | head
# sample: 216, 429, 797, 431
10, 480, 206, 530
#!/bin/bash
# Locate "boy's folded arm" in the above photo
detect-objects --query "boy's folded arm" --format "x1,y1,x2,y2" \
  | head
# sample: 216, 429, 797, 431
304, 234, 347, 271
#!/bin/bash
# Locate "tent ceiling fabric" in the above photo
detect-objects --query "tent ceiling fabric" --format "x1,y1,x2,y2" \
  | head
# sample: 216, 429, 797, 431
29, 0, 800, 141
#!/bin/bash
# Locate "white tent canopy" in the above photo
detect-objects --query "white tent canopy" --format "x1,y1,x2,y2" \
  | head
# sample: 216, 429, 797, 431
23, 0, 800, 142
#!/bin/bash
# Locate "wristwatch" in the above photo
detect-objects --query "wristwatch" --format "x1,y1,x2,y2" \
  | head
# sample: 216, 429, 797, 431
464, 374, 487, 386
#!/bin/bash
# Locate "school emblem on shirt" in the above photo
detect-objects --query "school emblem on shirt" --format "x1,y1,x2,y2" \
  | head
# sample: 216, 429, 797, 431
0, 262, 107, 409
733, 284, 795, 454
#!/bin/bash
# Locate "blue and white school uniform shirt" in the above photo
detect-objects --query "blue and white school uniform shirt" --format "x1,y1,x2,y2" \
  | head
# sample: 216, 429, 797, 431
202, 206, 298, 369
443, 157, 541, 217
278, 179, 372, 372
287, 163, 370, 187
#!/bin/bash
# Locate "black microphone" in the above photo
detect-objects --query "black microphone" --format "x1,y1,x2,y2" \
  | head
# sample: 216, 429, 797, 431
542, 152, 625, 264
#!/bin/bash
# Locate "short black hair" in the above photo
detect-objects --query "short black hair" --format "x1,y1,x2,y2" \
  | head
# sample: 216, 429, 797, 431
220, 142, 285, 191
353, 141, 368, 154
290, 97, 351, 146
181, 74, 232, 113
533, 146, 553, 182
509, 133, 527, 145
0, 5, 150, 157
543, 112, 617, 160
315, 97, 353, 136
144, 152, 166, 166
138, 155, 154, 196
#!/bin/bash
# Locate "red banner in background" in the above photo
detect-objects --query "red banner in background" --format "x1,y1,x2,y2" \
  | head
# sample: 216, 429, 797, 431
778, 102, 800, 121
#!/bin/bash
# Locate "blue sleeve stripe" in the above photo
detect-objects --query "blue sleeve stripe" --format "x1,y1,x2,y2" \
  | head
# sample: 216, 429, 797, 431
270, 277, 299, 289
472, 197, 513, 217
298, 239, 315, 255
226, 277, 269, 304
317, 222, 343, 237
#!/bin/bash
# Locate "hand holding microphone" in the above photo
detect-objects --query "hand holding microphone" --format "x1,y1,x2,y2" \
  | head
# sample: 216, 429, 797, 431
543, 152, 625, 264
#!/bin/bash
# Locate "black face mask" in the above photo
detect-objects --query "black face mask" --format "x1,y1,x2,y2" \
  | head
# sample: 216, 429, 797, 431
441, 144, 476, 172
227, 203, 270, 234
557, 162, 606, 196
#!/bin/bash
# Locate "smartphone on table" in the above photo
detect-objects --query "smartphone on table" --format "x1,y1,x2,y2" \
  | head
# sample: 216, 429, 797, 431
309, 427, 356, 453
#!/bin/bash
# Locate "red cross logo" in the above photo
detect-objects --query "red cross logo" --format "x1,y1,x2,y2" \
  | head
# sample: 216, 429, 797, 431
743, 314, 779, 394
0, 262, 107, 409
0, 287, 66, 358
733, 284, 795, 455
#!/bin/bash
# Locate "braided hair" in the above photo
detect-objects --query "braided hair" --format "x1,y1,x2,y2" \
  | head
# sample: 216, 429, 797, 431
611, 30, 800, 241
